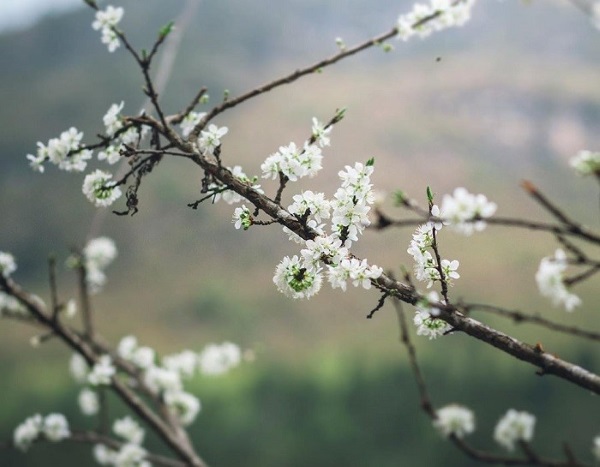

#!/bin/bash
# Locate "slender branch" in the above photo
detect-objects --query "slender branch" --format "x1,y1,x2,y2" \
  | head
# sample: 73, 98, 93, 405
48, 255, 60, 321
464, 303, 600, 342
76, 259, 94, 340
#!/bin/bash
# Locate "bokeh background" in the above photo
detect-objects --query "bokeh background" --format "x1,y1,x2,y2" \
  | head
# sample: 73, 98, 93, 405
1, 0, 599, 465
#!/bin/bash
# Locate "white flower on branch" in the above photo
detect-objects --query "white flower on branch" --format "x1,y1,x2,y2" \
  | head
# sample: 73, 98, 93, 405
0, 251, 16, 277
163, 350, 198, 379
114, 443, 150, 467
535, 249, 581, 312
113, 416, 145, 445
440, 187, 497, 236
397, 0, 476, 42
92, 6, 124, 53
433, 404, 475, 438
78, 388, 99, 416
98, 145, 121, 165
232, 205, 252, 230
164, 390, 202, 426
13, 414, 42, 451
311, 117, 332, 148
83, 236, 118, 294
288, 191, 331, 224
26, 127, 92, 173
273, 255, 323, 299
0, 292, 27, 316
42, 413, 70, 442
198, 124, 228, 156
82, 170, 122, 207
103, 101, 124, 136
88, 355, 116, 386
493, 409, 536, 451
180, 111, 206, 138
301, 235, 348, 271
94, 444, 117, 465
143, 366, 182, 395
327, 257, 382, 291
198, 342, 242, 376
414, 291, 450, 339
261, 142, 323, 182
69, 353, 89, 384
570, 150, 600, 176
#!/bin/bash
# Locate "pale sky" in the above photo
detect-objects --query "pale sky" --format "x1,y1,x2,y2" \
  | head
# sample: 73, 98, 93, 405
0, 0, 83, 32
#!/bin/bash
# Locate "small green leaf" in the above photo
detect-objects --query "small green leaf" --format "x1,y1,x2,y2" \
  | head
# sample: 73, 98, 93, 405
426, 186, 434, 203
366, 157, 375, 167
159, 21, 175, 39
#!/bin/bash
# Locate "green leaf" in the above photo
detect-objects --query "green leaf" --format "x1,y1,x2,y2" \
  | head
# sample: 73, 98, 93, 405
366, 157, 375, 167
159, 21, 175, 39
426, 186, 434, 203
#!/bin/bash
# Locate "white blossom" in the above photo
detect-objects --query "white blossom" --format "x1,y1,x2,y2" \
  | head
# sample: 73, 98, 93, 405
180, 111, 206, 138
69, 353, 89, 384
98, 145, 122, 165
163, 350, 198, 379
13, 414, 42, 451
232, 205, 252, 230
0, 251, 16, 277
26, 127, 92, 173
327, 257, 382, 292
440, 187, 497, 235
143, 366, 182, 394
78, 388, 100, 416
397, 0, 476, 41
82, 170, 122, 207
261, 142, 323, 181
114, 443, 149, 467
433, 405, 475, 438
494, 409, 536, 451
570, 150, 600, 176
42, 413, 70, 442
0, 292, 27, 316
288, 191, 331, 224
273, 255, 322, 299
198, 342, 242, 376
113, 416, 144, 445
92, 6, 124, 52
535, 249, 581, 312
64, 299, 77, 318
118, 335, 139, 360
414, 291, 450, 339
88, 355, 116, 386
94, 444, 117, 465
198, 124, 228, 155
83, 237, 118, 294
103, 101, 124, 136
164, 390, 201, 426
311, 117, 332, 147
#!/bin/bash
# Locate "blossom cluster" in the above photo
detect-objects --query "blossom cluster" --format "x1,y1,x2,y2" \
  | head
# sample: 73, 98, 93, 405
70, 337, 241, 430
433, 404, 475, 438
439, 187, 497, 236
413, 291, 451, 339
0, 251, 16, 278
13, 413, 70, 451
570, 149, 600, 176
271, 159, 382, 299
407, 219, 460, 290
261, 142, 323, 182
535, 249, 581, 312
94, 417, 149, 467
397, 0, 476, 41
80, 236, 118, 294
493, 409, 536, 451
26, 127, 92, 173
92, 5, 124, 52
433, 405, 539, 452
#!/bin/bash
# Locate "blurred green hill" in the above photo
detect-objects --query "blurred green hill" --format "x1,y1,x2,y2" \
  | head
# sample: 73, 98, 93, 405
1, 1, 600, 466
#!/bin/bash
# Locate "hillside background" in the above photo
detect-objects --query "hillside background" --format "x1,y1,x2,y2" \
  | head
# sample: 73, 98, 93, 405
1, 0, 599, 465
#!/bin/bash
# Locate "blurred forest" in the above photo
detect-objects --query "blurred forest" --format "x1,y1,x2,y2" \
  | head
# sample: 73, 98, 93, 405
1, 0, 599, 465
